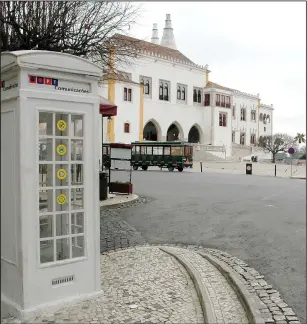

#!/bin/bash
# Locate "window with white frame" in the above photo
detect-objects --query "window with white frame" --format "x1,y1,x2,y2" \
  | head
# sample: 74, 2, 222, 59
193, 87, 202, 104
232, 130, 236, 143
232, 104, 236, 119
159, 80, 170, 101
140, 76, 152, 97
124, 87, 132, 102
240, 107, 246, 121
177, 83, 187, 103
250, 133, 256, 144
251, 110, 256, 121
219, 112, 227, 127
204, 94, 210, 106
225, 96, 231, 108
38, 112, 85, 264
124, 122, 130, 133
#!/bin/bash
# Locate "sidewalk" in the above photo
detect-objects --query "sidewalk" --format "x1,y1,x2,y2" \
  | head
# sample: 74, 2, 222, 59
3, 246, 301, 324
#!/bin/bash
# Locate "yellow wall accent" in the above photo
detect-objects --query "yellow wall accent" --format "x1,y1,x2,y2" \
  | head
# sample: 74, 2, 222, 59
206, 71, 209, 84
139, 83, 144, 142
107, 47, 116, 143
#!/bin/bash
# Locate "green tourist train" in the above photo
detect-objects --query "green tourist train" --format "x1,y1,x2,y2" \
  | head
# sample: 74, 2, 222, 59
102, 141, 193, 172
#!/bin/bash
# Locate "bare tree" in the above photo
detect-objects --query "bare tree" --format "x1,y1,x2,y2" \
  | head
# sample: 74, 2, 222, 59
0, 1, 143, 68
257, 133, 297, 163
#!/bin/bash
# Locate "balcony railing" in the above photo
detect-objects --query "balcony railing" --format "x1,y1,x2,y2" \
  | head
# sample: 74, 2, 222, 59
225, 103, 231, 108
216, 101, 220, 106
221, 102, 226, 107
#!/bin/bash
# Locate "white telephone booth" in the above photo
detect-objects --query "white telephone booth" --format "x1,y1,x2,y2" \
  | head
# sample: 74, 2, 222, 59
1, 51, 103, 320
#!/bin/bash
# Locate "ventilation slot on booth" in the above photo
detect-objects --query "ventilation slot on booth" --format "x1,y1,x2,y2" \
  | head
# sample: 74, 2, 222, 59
52, 275, 75, 286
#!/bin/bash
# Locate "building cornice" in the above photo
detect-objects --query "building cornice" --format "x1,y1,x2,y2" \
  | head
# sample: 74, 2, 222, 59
137, 48, 209, 72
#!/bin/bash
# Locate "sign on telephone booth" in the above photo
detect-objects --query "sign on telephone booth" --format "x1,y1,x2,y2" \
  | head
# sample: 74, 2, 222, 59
1, 51, 103, 320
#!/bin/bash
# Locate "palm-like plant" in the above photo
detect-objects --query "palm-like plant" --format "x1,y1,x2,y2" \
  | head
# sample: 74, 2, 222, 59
295, 133, 306, 144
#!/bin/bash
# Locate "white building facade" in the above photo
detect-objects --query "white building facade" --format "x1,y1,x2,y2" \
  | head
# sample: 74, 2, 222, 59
98, 14, 274, 159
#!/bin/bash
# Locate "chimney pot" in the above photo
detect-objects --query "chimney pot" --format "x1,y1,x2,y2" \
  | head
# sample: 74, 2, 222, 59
151, 23, 159, 45
160, 14, 177, 50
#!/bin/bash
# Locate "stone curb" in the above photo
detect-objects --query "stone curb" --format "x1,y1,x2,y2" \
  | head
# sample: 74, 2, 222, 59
101, 244, 301, 324
198, 251, 264, 324
290, 177, 306, 180
159, 247, 217, 324
99, 194, 139, 209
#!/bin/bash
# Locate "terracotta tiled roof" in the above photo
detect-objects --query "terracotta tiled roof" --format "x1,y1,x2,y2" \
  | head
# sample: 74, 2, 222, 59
111, 34, 203, 68
100, 70, 140, 85
205, 81, 258, 98
205, 81, 233, 92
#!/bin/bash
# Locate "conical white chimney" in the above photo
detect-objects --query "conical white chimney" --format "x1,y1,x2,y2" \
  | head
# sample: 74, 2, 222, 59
160, 14, 177, 50
151, 23, 159, 44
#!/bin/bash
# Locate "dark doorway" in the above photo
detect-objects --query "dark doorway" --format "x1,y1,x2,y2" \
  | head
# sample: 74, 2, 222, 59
188, 126, 200, 143
167, 124, 180, 141
143, 121, 158, 141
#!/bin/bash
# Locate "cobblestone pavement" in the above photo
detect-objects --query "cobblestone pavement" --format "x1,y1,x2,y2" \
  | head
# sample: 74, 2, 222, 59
2, 245, 301, 324
126, 171, 306, 323
201, 247, 302, 324
161, 244, 302, 324
162, 246, 249, 323
100, 196, 150, 253
3, 196, 302, 324
99, 197, 302, 324
3, 247, 204, 324
99, 193, 139, 208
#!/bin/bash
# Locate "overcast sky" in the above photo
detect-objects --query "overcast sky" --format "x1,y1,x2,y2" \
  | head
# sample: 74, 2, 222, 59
129, 2, 306, 137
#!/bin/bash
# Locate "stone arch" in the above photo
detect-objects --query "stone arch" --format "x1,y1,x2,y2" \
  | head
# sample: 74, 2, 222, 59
166, 121, 184, 141
188, 123, 204, 144
143, 119, 162, 141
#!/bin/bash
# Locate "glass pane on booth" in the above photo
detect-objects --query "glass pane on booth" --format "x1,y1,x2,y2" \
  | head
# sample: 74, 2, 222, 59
72, 236, 84, 258
56, 238, 70, 261
39, 215, 53, 238
39, 189, 53, 213
71, 164, 83, 186
39, 138, 53, 161
55, 113, 69, 137
39, 164, 53, 187
40, 240, 54, 263
39, 112, 53, 136
56, 213, 69, 236
71, 140, 83, 161
55, 139, 69, 161
55, 189, 69, 212
71, 115, 83, 137
71, 188, 84, 210
71, 212, 84, 234
55, 164, 69, 187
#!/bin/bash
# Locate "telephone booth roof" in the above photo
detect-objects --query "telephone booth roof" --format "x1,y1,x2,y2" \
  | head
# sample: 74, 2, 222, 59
1, 50, 103, 77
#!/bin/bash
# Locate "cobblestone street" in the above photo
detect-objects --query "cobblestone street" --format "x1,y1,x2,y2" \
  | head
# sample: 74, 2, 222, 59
2, 191, 303, 324
100, 196, 150, 253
